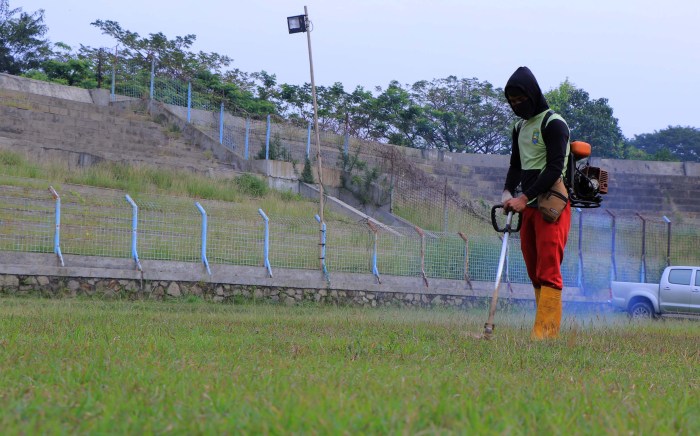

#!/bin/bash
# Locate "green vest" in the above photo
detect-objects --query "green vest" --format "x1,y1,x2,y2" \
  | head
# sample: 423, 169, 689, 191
515, 110, 570, 178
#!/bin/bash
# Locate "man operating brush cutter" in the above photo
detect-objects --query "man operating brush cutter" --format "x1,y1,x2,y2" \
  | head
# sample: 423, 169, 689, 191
502, 66, 572, 340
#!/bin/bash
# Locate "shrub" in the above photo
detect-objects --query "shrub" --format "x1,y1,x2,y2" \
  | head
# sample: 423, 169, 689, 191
236, 174, 268, 197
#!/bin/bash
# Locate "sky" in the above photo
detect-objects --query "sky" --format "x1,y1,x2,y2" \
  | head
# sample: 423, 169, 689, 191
17, 0, 700, 138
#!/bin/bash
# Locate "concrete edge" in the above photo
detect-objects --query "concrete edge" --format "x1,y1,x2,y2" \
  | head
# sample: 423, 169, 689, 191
0, 251, 601, 304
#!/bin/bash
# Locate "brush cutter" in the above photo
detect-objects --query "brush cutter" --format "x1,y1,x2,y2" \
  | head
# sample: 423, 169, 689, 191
481, 205, 522, 339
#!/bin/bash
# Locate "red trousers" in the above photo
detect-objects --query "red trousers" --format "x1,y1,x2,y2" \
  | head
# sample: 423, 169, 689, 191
519, 204, 571, 290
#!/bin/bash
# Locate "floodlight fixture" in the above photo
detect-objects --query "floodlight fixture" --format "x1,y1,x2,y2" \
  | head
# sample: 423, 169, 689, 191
287, 14, 307, 34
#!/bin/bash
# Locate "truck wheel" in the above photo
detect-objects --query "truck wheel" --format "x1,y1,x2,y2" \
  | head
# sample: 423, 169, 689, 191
628, 301, 654, 319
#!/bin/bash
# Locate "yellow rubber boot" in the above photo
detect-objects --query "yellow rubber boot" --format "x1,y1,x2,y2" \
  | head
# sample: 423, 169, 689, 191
531, 286, 562, 340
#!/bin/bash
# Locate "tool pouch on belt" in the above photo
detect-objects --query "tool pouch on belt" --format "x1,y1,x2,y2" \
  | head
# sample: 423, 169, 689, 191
537, 178, 568, 223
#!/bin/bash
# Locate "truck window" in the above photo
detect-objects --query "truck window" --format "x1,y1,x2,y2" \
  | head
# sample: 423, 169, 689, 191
668, 269, 692, 285
696, 272, 700, 287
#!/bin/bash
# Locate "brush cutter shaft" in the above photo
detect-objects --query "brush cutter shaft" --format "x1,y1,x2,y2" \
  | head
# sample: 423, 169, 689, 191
484, 210, 514, 335
493, 216, 511, 292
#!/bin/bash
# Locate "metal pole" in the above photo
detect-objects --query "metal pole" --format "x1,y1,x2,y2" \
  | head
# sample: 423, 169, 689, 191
315, 214, 329, 284
443, 178, 448, 233
258, 209, 273, 278
111, 45, 117, 101
304, 6, 326, 269
244, 118, 250, 160
663, 216, 672, 267
577, 208, 584, 292
606, 210, 617, 282
187, 82, 192, 123
195, 202, 212, 276
306, 121, 312, 159
219, 103, 224, 145
637, 213, 647, 283
265, 114, 271, 160
124, 195, 143, 272
48, 186, 64, 267
149, 57, 155, 100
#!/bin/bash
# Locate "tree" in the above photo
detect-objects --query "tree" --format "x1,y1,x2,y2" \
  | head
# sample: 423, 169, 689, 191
373, 81, 429, 147
90, 19, 231, 79
627, 126, 700, 162
410, 76, 512, 153
0, 0, 51, 74
546, 80, 625, 158
22, 42, 97, 88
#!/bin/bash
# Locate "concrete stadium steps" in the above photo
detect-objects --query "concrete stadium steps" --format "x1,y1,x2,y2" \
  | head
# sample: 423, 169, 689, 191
1, 77, 698, 218
604, 173, 700, 213
0, 91, 227, 174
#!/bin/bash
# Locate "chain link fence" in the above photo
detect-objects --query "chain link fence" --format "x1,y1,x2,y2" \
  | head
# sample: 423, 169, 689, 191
2, 178, 699, 295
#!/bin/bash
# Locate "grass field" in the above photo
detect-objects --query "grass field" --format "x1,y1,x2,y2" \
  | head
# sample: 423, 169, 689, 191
0, 297, 697, 434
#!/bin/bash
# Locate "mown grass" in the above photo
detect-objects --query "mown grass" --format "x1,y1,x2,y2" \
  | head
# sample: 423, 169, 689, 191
0, 297, 697, 434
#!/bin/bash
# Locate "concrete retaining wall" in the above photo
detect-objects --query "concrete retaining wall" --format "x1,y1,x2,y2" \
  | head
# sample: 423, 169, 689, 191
0, 73, 94, 103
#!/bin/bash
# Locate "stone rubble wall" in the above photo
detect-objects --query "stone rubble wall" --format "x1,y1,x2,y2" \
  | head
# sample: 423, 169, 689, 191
0, 273, 612, 314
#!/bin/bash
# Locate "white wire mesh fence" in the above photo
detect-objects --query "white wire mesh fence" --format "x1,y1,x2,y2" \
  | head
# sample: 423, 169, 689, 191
2, 180, 698, 294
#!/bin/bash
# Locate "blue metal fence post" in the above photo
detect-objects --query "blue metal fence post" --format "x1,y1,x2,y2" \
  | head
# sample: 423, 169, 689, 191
367, 221, 380, 284
315, 214, 330, 284
265, 114, 271, 160
576, 208, 584, 291
663, 216, 672, 267
110, 46, 117, 102
124, 195, 143, 272
606, 210, 617, 283
149, 57, 155, 100
306, 121, 312, 159
48, 186, 64, 267
195, 202, 212, 276
244, 118, 250, 160
187, 82, 192, 123
258, 209, 273, 277
219, 103, 224, 145
637, 213, 647, 283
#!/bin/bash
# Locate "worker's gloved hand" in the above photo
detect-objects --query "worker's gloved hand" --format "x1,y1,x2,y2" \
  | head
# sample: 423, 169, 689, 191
504, 194, 529, 213
501, 190, 513, 214
501, 190, 513, 204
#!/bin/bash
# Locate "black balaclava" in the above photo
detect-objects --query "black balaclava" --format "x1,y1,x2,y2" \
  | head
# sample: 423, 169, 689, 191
504, 66, 549, 120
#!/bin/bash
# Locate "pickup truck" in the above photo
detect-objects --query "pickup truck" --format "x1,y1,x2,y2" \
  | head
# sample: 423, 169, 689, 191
611, 266, 700, 318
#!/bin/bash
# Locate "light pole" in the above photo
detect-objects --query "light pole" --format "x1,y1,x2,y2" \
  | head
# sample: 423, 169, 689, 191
288, 6, 326, 271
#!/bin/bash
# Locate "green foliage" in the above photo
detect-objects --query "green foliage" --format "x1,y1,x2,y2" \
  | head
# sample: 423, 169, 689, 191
626, 126, 700, 162
256, 133, 292, 162
279, 190, 302, 202
235, 173, 268, 197
545, 80, 626, 158
336, 144, 382, 205
300, 157, 314, 184
409, 76, 513, 153
0, 1, 51, 74
352, 166, 380, 205
90, 19, 231, 79
0, 149, 22, 166
35, 56, 97, 88
0, 298, 698, 434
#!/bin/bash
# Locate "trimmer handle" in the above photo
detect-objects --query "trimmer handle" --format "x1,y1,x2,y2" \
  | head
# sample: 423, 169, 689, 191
491, 205, 522, 233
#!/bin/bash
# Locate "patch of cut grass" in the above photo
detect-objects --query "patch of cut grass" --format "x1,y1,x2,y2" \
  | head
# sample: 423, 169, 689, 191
0, 297, 697, 434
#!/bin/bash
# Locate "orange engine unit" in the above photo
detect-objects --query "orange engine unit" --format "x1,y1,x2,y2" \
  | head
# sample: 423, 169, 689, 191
582, 166, 609, 194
